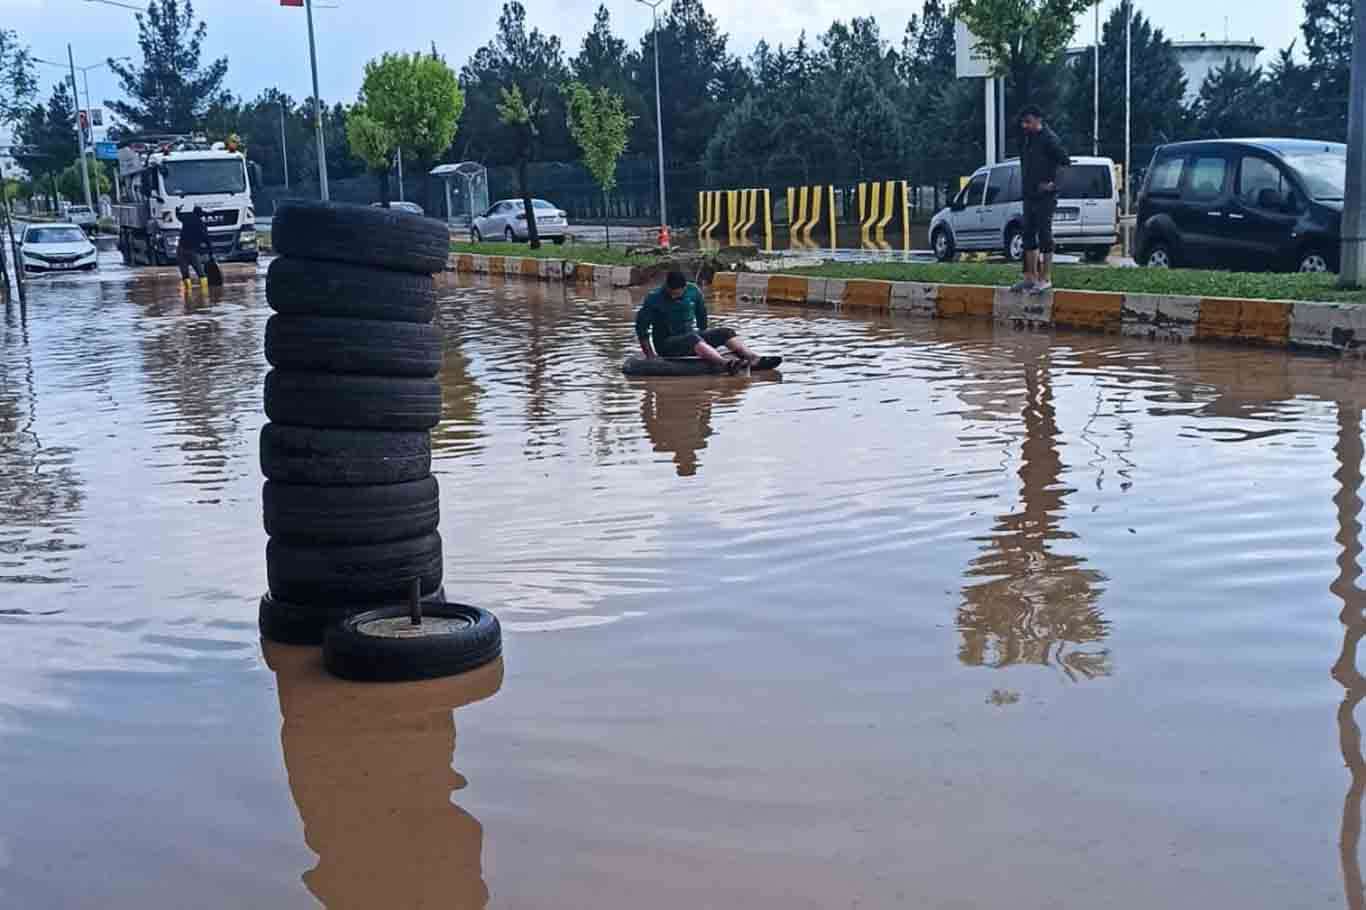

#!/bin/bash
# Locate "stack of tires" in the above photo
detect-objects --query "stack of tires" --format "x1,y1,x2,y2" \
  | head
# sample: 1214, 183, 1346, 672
258, 201, 451, 645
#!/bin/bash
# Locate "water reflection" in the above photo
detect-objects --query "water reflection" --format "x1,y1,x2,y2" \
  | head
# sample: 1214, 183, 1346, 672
958, 354, 1110, 681
264, 642, 502, 909
1332, 402, 1366, 910
637, 377, 774, 477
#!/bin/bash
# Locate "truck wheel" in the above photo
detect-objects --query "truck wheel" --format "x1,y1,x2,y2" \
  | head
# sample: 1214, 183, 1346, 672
259, 424, 432, 486
273, 201, 449, 274
265, 315, 442, 377
264, 370, 443, 431
267, 257, 436, 323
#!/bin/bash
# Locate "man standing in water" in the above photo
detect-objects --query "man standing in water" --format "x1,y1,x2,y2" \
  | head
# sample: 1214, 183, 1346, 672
636, 271, 766, 374
176, 206, 211, 290
1012, 105, 1071, 296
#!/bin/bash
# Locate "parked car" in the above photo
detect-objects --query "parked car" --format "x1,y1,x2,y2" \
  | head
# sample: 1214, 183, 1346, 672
20, 223, 99, 273
370, 201, 425, 216
1136, 138, 1345, 273
930, 156, 1119, 264
471, 198, 569, 243
66, 204, 97, 232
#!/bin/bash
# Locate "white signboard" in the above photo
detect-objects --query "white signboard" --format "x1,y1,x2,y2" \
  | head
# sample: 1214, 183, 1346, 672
955, 19, 992, 78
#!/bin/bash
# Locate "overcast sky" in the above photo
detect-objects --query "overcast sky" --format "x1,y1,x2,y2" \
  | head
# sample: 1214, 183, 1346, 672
2, 0, 1305, 117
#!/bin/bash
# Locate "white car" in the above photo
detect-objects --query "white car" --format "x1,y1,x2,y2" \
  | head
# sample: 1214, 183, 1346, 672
20, 223, 99, 274
929, 155, 1119, 263
371, 201, 425, 216
471, 198, 569, 243
65, 205, 97, 231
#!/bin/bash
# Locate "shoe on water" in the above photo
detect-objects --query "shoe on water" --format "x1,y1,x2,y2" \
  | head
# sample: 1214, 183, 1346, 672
1009, 279, 1035, 294
753, 356, 783, 371
1028, 281, 1053, 296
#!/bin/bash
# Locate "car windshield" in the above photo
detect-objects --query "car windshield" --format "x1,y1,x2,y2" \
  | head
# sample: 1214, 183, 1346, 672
1281, 149, 1346, 200
162, 159, 247, 196
26, 227, 87, 244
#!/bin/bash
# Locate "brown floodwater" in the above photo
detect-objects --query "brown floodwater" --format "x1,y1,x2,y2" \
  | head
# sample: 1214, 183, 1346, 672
4, 259, 1366, 908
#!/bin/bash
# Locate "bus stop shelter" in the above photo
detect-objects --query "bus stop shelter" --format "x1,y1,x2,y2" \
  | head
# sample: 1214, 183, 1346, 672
429, 162, 489, 227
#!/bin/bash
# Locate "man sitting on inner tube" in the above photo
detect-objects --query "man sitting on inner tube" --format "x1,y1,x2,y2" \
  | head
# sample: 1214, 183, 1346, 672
635, 271, 762, 375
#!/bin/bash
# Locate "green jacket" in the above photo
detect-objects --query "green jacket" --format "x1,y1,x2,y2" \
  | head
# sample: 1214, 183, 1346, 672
635, 282, 709, 345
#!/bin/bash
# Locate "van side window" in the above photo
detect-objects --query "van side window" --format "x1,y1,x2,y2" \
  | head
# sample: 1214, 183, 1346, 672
962, 172, 987, 207
1237, 156, 1292, 210
1147, 156, 1185, 195
1186, 156, 1228, 200
1004, 166, 1022, 204
985, 167, 1010, 205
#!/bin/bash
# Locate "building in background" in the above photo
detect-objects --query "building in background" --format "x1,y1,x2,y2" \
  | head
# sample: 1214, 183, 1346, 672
1066, 38, 1263, 106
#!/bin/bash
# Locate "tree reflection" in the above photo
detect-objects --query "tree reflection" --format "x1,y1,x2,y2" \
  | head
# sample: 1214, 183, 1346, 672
958, 354, 1110, 681
263, 642, 502, 909
1331, 402, 1366, 910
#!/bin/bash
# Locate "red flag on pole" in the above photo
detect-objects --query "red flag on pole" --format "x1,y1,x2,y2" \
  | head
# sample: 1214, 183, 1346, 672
280, 0, 303, 6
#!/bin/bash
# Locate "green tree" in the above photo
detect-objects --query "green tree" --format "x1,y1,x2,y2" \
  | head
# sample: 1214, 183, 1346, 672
0, 28, 37, 129
1265, 45, 1319, 139
106, 0, 229, 132
1301, 0, 1353, 139
496, 83, 550, 246
833, 66, 904, 177
356, 50, 463, 196
59, 155, 111, 202
1065, 6, 1186, 154
572, 6, 632, 94
346, 105, 397, 203
1191, 61, 1270, 139
565, 81, 632, 242
952, 0, 1095, 112
14, 82, 80, 206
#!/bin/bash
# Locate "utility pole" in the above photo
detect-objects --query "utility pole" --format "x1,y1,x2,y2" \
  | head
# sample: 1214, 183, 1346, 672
280, 102, 290, 189
1125, 0, 1132, 215
68, 45, 94, 213
1340, 0, 1366, 286
984, 77, 997, 164
396, 146, 404, 202
637, 0, 667, 229
1093, 0, 1100, 157
305, 0, 329, 201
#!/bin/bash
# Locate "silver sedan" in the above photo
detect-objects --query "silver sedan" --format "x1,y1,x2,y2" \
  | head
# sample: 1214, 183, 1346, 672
471, 198, 568, 243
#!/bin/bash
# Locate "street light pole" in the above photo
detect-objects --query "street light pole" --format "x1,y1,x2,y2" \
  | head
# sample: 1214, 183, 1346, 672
1125, 0, 1132, 215
1093, 0, 1100, 157
305, 0, 329, 201
67, 44, 94, 214
280, 102, 290, 190
1340, 0, 1366, 286
638, 0, 667, 231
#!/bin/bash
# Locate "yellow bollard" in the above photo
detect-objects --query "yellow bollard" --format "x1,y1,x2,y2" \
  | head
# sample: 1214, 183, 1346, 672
876, 179, 896, 238
786, 187, 797, 244
726, 189, 739, 245
792, 186, 809, 247
763, 188, 773, 253
828, 185, 837, 252
806, 184, 822, 245
861, 182, 881, 247
901, 180, 911, 254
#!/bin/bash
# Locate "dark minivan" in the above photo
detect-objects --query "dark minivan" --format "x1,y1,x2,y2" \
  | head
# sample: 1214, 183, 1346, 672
1136, 138, 1345, 273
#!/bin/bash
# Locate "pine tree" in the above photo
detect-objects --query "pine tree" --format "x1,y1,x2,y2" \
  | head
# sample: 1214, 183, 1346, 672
106, 0, 229, 133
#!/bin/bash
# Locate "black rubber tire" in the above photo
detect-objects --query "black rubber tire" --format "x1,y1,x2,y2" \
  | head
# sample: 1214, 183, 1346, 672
267, 532, 444, 606
1084, 247, 1111, 263
264, 370, 442, 431
932, 227, 957, 263
267, 257, 437, 323
259, 587, 449, 646
264, 476, 440, 545
265, 315, 442, 378
260, 424, 432, 486
273, 201, 449, 274
1004, 225, 1023, 262
323, 603, 502, 682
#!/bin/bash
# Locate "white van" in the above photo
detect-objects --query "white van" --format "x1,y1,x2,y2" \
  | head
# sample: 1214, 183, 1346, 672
929, 156, 1119, 263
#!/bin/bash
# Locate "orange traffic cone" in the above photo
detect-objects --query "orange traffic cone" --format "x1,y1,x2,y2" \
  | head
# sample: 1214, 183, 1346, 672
657, 224, 671, 249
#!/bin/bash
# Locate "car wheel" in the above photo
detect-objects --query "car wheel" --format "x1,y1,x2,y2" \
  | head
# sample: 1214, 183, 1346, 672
933, 228, 956, 263
1299, 249, 1333, 273
471, 227, 482, 243
1004, 226, 1023, 262
1144, 242, 1174, 269
505, 227, 516, 243
1084, 247, 1111, 264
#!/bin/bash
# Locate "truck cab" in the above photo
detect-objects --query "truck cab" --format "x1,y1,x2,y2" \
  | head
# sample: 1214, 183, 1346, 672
113, 135, 258, 267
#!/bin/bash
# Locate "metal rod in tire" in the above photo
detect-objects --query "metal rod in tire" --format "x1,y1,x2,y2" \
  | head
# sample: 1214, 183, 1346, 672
410, 577, 422, 626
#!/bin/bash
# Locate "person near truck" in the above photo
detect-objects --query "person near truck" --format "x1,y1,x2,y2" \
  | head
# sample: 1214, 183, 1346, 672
176, 206, 211, 289
1013, 105, 1071, 296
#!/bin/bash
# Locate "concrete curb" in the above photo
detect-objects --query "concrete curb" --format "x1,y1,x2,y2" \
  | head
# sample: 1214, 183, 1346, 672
447, 253, 1366, 356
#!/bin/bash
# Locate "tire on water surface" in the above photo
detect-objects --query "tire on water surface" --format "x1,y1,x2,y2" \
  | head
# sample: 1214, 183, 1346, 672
266, 257, 437, 323
264, 370, 443, 431
259, 587, 450, 646
259, 424, 432, 486
263, 476, 440, 545
265, 315, 442, 377
324, 603, 502, 682
267, 532, 444, 606
272, 201, 450, 274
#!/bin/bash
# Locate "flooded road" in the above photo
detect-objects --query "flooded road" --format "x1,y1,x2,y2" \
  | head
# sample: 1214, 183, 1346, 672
3, 260, 1366, 908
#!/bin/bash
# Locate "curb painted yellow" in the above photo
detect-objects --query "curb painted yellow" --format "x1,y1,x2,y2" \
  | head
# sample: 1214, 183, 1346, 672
1053, 290, 1124, 333
444, 253, 1364, 357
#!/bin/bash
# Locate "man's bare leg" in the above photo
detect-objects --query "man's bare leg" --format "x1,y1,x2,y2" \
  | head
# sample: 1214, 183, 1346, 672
724, 336, 760, 365
693, 340, 731, 367
1036, 252, 1054, 290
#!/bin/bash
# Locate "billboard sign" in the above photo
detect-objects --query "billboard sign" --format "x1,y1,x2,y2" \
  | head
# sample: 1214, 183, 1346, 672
955, 20, 992, 78
94, 141, 119, 161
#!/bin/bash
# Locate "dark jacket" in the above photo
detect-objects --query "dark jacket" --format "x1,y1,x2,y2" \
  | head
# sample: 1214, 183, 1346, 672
177, 210, 211, 252
1020, 125, 1070, 199
635, 283, 708, 345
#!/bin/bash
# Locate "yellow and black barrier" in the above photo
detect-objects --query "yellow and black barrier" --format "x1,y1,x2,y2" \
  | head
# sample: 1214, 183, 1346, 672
698, 188, 772, 250
856, 180, 911, 251
785, 185, 837, 251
